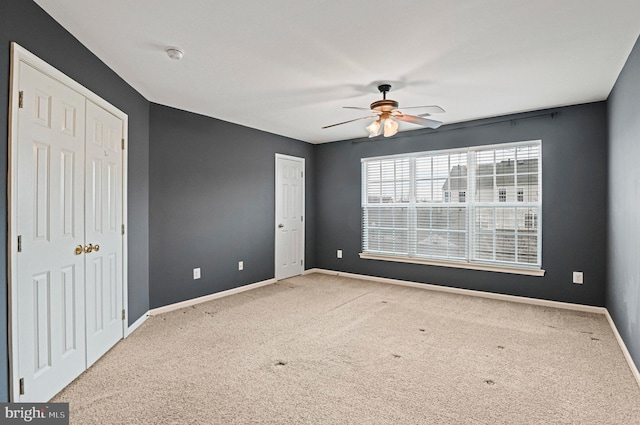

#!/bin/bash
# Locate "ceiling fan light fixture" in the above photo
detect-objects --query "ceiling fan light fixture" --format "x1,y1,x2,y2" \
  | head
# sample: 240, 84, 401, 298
383, 117, 398, 137
366, 119, 381, 137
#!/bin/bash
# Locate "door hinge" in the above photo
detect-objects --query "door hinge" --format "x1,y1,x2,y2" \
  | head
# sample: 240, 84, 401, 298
301, 171, 303, 178
122, 309, 126, 321
19, 378, 24, 395
301, 260, 303, 266
301, 216, 303, 222
17, 235, 22, 252
18, 91, 24, 109
121, 224, 125, 235
121, 139, 125, 150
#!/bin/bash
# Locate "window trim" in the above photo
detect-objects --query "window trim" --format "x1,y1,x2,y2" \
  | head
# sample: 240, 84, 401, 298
359, 252, 545, 276
361, 140, 543, 275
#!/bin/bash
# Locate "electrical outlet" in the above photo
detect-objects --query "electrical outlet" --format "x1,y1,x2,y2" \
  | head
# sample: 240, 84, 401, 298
573, 271, 583, 284
337, 250, 343, 259
193, 268, 201, 280
238, 261, 244, 271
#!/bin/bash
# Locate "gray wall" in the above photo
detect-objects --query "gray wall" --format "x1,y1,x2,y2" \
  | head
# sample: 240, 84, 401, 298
149, 104, 315, 308
0, 1, 151, 401
316, 103, 608, 306
607, 36, 640, 370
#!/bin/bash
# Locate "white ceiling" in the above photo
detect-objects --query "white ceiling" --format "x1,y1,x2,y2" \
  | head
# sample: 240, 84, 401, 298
34, 0, 640, 144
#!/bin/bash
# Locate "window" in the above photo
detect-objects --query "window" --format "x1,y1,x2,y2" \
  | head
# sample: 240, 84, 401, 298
361, 141, 542, 271
525, 211, 537, 229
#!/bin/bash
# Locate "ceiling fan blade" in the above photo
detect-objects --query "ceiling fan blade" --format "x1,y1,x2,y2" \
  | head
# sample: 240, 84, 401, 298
397, 105, 446, 114
395, 114, 443, 129
343, 106, 376, 112
322, 116, 376, 129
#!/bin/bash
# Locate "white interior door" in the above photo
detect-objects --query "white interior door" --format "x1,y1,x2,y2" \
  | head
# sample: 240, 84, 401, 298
275, 154, 305, 280
15, 62, 87, 402
84, 100, 124, 367
11, 45, 127, 402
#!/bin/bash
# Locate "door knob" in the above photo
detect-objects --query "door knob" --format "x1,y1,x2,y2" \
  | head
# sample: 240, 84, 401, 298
94, 244, 100, 252
278, 223, 284, 228
84, 244, 93, 253
75, 245, 83, 255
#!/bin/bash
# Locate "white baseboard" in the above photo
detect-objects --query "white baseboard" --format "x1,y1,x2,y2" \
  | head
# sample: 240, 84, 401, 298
147, 278, 277, 316
305, 268, 639, 389
306, 268, 605, 314
604, 310, 640, 389
126, 313, 147, 336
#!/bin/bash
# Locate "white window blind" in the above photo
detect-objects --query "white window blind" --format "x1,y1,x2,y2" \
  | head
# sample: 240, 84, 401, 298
362, 141, 542, 270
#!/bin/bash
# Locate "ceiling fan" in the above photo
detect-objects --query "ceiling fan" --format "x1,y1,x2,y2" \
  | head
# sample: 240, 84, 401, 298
322, 84, 445, 138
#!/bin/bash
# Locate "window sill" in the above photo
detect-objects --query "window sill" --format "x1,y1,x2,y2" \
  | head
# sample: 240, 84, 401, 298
359, 253, 545, 277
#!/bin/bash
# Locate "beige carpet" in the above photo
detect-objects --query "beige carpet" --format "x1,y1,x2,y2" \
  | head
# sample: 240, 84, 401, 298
53, 273, 640, 424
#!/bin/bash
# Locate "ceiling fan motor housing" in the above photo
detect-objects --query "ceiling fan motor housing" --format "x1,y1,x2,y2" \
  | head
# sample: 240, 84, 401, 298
370, 99, 399, 113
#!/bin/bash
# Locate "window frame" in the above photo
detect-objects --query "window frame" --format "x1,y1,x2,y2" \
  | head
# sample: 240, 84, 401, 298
360, 140, 544, 276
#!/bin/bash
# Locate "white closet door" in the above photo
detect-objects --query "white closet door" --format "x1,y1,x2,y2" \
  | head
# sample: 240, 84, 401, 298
16, 62, 87, 402
84, 100, 124, 367
13, 56, 125, 401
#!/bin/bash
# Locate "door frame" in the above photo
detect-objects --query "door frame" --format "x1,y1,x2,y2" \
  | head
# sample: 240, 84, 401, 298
7, 43, 129, 402
274, 154, 305, 280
